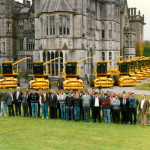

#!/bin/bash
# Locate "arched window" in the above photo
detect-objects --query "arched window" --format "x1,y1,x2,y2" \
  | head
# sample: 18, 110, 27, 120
60, 51, 63, 73
41, 18, 43, 37
47, 52, 50, 73
102, 52, 105, 61
114, 23, 117, 40
43, 52, 46, 62
109, 22, 112, 39
109, 52, 112, 60
51, 52, 54, 76
46, 16, 48, 35
50, 16, 55, 35
108, 4, 112, 16
101, 22, 105, 39
67, 17, 70, 35
55, 52, 59, 76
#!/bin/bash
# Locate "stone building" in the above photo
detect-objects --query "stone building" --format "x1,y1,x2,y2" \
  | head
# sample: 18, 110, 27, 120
0, 0, 145, 77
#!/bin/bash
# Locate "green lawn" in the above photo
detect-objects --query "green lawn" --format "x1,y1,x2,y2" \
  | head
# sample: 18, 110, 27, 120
0, 116, 150, 150
137, 83, 150, 91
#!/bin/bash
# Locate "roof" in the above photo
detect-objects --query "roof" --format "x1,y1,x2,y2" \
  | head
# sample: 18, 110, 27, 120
42, 0, 73, 13
19, 7, 30, 14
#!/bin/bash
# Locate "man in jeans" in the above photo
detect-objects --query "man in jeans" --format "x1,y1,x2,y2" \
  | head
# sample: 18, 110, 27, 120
82, 90, 91, 122
101, 93, 111, 124
0, 87, 7, 116
58, 89, 66, 119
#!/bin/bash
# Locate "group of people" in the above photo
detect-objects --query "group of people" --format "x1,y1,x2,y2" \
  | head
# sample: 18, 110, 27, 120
0, 87, 150, 126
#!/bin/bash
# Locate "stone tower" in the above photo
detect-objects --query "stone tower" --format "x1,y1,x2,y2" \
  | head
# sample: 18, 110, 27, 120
129, 8, 145, 56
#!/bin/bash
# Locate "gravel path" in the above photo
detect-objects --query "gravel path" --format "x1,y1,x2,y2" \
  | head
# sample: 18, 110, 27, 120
20, 78, 150, 95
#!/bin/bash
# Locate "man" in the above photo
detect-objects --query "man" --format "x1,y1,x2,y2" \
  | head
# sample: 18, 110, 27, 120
29, 89, 39, 118
26, 88, 32, 117
48, 89, 57, 119
14, 87, 23, 116
120, 95, 129, 124
39, 88, 48, 119
101, 93, 111, 124
129, 93, 139, 125
57, 90, 61, 118
138, 94, 149, 126
82, 90, 91, 122
38, 88, 43, 117
0, 87, 7, 116
58, 89, 66, 119
111, 95, 120, 124
6, 88, 14, 116
21, 91, 29, 117
65, 92, 74, 120
91, 92, 101, 123
126, 92, 131, 122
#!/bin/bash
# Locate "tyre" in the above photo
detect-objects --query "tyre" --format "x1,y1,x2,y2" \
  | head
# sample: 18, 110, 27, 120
110, 76, 115, 86
90, 76, 95, 87
113, 75, 119, 86
57, 78, 64, 89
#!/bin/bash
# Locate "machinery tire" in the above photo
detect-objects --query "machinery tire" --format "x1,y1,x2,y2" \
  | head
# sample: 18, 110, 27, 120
113, 75, 119, 86
110, 76, 115, 86
90, 76, 95, 87
57, 78, 64, 90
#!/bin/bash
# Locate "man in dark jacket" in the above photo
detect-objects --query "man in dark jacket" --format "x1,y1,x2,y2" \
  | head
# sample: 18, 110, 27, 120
48, 89, 57, 119
91, 92, 101, 123
29, 89, 39, 118
6, 88, 14, 116
13, 87, 23, 116
65, 92, 74, 120
120, 95, 129, 124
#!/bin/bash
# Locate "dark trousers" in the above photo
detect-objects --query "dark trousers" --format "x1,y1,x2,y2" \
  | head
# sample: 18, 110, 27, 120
15, 103, 21, 116
83, 106, 90, 122
57, 103, 61, 118
129, 108, 136, 124
8, 104, 15, 116
22, 103, 28, 117
28, 102, 32, 117
38, 103, 40, 117
113, 110, 120, 123
121, 110, 128, 124
50, 107, 57, 119
93, 107, 101, 122
80, 106, 84, 120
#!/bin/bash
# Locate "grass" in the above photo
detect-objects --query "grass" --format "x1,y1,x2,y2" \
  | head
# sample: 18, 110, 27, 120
0, 116, 150, 150
137, 83, 150, 91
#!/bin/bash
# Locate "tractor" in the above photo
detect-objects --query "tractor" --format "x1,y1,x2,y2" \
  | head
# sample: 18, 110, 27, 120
0, 57, 31, 88
109, 60, 136, 87
28, 57, 62, 89
90, 56, 123, 88
57, 57, 93, 91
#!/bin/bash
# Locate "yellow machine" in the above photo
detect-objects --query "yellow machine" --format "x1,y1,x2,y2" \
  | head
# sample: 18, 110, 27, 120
0, 57, 31, 88
130, 57, 147, 80
28, 57, 62, 89
90, 56, 123, 88
57, 57, 93, 91
140, 57, 150, 77
109, 60, 136, 87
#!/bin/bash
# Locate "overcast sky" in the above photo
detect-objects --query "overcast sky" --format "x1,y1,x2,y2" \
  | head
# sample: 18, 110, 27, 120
16, 0, 150, 40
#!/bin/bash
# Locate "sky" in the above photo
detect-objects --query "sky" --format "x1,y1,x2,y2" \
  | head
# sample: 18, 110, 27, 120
16, 0, 150, 40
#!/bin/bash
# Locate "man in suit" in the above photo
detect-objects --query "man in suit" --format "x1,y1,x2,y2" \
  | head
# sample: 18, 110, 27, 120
48, 89, 58, 119
91, 92, 101, 123
129, 93, 139, 125
6, 88, 15, 116
120, 95, 129, 124
14, 87, 23, 116
138, 94, 149, 126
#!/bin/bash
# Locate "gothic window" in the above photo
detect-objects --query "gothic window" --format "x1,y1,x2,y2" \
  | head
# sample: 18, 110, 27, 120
50, 16, 55, 35
18, 38, 24, 51
47, 52, 50, 73
101, 22, 105, 39
102, 52, 105, 61
55, 52, 59, 76
26, 38, 34, 50
59, 16, 70, 35
30, 19, 34, 30
46, 16, 48, 35
27, 56, 33, 72
109, 22, 112, 39
60, 52, 63, 73
109, 52, 112, 60
130, 35, 132, 47
43, 52, 46, 62
51, 52, 54, 76
2, 42, 5, 53
41, 18, 43, 37
107, 4, 112, 16
18, 20, 24, 30
0, 3, 5, 14
7, 22, 11, 32
114, 23, 117, 40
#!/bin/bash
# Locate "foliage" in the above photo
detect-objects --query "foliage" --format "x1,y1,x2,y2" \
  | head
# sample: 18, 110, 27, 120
144, 46, 150, 57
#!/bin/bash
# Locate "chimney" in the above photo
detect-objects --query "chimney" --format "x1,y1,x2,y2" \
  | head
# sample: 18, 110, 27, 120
23, 0, 26, 5
26, 1, 31, 8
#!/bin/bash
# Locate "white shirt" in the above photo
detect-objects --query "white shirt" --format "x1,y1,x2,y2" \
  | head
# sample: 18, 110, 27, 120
94, 97, 99, 107
141, 99, 145, 109
16, 91, 19, 99
10, 92, 13, 101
